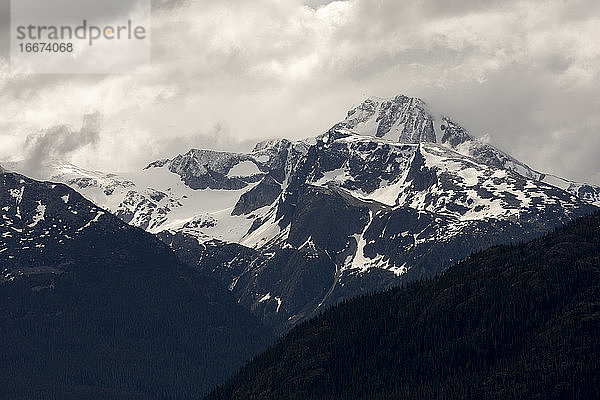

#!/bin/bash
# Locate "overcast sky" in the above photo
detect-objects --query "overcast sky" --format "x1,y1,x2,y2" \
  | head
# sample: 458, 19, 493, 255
0, 0, 599, 184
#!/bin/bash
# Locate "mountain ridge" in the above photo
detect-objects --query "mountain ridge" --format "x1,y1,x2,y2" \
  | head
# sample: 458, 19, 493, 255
0, 169, 273, 399
205, 210, 600, 400
4, 93, 599, 333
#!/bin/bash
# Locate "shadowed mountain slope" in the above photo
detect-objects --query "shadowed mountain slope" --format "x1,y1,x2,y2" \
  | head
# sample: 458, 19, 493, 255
0, 171, 273, 400
207, 211, 600, 400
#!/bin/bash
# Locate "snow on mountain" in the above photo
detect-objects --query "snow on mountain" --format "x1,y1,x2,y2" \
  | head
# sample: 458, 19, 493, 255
4, 93, 599, 334
210, 125, 596, 333
0, 172, 110, 272
3, 140, 308, 244
307, 133, 586, 222
335, 95, 600, 206
0, 169, 275, 398
334, 95, 437, 143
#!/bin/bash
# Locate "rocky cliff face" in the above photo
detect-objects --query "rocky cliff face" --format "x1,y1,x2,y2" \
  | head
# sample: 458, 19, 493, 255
333, 95, 437, 143
10, 94, 600, 334
197, 129, 595, 333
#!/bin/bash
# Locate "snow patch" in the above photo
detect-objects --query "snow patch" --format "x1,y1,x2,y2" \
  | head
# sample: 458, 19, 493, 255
28, 202, 46, 227
457, 168, 479, 187
350, 210, 374, 271
227, 161, 261, 178
259, 293, 271, 302
314, 167, 350, 186
275, 297, 282, 313
76, 211, 104, 232
9, 187, 24, 218
241, 211, 287, 249
254, 154, 270, 163
389, 262, 408, 276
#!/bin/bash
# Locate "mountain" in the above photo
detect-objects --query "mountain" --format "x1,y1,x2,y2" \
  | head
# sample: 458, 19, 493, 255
7, 94, 599, 334
205, 211, 600, 400
4, 139, 309, 239
0, 170, 273, 399
198, 127, 596, 333
336, 95, 600, 204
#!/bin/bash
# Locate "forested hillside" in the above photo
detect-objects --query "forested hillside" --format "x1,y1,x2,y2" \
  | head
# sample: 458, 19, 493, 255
0, 172, 273, 399
207, 211, 600, 400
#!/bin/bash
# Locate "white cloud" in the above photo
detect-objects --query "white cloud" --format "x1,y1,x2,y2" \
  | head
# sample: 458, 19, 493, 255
0, 0, 599, 184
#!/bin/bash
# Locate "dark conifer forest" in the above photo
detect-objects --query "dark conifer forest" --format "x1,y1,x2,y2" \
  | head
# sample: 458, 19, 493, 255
0, 174, 273, 400
206, 211, 600, 400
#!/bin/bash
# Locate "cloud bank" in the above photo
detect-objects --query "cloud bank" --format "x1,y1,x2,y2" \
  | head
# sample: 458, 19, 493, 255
0, 0, 599, 184
22, 112, 102, 178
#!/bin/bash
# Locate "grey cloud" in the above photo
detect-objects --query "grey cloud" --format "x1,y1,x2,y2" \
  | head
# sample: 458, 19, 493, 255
0, 0, 599, 185
0, 0, 9, 60
152, 0, 191, 10
148, 124, 259, 161
22, 112, 102, 178
418, 64, 600, 185
11, 0, 147, 26
305, 0, 339, 9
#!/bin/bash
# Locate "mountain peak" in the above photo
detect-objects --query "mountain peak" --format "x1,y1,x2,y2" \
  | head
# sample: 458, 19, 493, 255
363, 94, 424, 104
440, 116, 474, 147
334, 94, 436, 143
252, 138, 292, 153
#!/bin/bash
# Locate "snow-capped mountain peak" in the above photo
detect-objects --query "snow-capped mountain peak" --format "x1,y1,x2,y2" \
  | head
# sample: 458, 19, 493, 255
334, 95, 438, 143
439, 116, 474, 147
331, 95, 600, 206
5, 93, 599, 334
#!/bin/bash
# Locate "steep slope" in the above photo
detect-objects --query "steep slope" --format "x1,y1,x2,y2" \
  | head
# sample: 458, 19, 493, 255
198, 129, 596, 333
6, 94, 599, 335
332, 95, 437, 143
0, 171, 273, 399
5, 139, 308, 240
206, 211, 600, 400
336, 96, 600, 204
